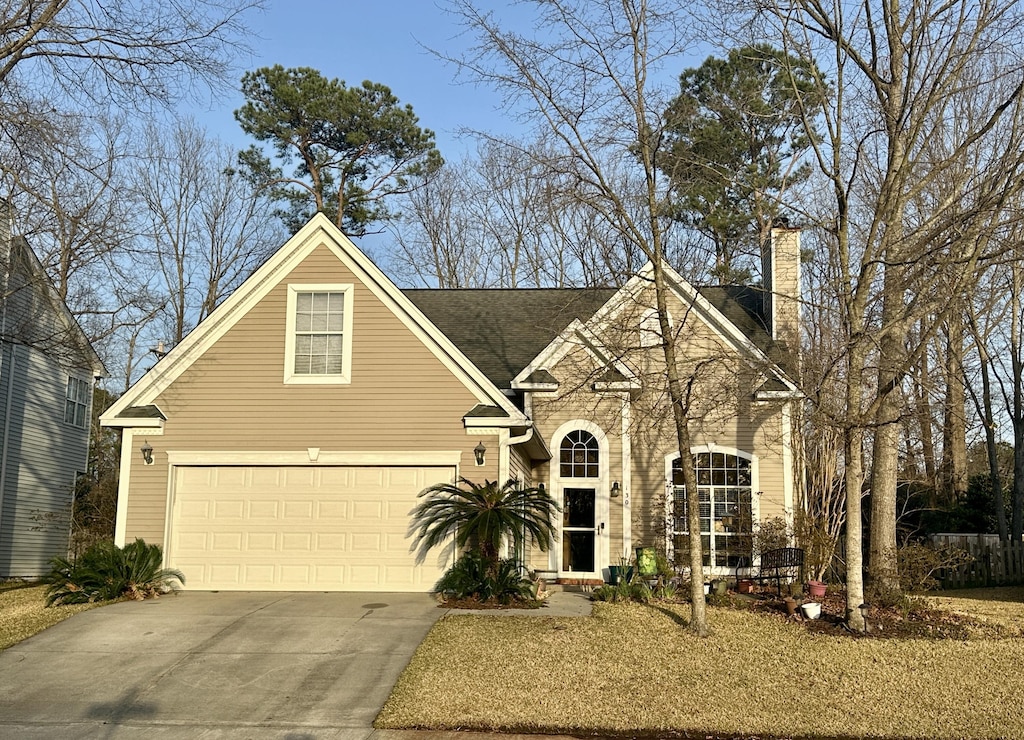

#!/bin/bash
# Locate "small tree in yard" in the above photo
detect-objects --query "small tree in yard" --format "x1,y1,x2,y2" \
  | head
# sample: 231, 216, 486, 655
411, 478, 558, 574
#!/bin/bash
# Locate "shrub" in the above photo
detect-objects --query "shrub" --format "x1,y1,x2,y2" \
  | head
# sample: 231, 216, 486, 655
629, 581, 653, 603
898, 542, 973, 593
412, 478, 558, 569
435, 552, 534, 604
44, 539, 184, 606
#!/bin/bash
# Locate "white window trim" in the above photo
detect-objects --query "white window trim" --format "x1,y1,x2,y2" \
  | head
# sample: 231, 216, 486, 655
284, 283, 354, 385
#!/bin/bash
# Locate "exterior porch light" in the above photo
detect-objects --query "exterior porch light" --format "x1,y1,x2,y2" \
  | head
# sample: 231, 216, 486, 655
611, 481, 620, 497
474, 441, 486, 466
140, 441, 154, 465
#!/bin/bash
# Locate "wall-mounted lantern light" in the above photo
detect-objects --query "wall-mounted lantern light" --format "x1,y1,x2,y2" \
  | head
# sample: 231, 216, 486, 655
611, 481, 621, 498
474, 441, 486, 466
141, 441, 154, 465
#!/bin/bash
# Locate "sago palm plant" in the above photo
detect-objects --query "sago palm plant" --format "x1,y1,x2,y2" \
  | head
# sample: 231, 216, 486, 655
44, 539, 185, 606
412, 477, 558, 571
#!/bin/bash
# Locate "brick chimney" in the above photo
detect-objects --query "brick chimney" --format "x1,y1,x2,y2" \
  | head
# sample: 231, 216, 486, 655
763, 223, 802, 360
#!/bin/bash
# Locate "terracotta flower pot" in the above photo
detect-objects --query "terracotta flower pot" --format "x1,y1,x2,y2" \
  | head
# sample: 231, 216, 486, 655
784, 597, 799, 616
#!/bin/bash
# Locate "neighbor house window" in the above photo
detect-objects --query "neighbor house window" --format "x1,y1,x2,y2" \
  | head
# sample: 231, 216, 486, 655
284, 284, 353, 384
64, 376, 90, 428
671, 452, 753, 568
559, 430, 599, 478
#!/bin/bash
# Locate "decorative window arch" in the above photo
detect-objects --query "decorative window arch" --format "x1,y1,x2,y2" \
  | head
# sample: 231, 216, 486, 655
668, 449, 756, 569
560, 429, 600, 478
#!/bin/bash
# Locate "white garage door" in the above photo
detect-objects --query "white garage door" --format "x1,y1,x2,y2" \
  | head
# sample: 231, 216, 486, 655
168, 465, 455, 592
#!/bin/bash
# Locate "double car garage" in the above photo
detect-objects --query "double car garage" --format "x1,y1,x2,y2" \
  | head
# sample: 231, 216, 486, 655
166, 464, 454, 592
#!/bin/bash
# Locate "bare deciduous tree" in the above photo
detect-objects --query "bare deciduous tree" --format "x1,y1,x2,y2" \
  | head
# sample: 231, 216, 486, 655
749, 0, 1024, 628
443, 0, 721, 633
134, 119, 283, 345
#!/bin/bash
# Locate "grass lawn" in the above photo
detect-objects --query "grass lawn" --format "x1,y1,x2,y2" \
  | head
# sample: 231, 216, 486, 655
377, 588, 1024, 739
0, 583, 98, 650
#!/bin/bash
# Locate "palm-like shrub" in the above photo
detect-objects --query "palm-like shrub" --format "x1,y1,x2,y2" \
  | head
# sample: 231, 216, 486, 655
435, 552, 534, 604
412, 477, 558, 569
44, 539, 185, 606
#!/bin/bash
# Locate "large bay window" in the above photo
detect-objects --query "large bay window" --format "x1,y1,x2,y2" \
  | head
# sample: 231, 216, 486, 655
671, 452, 753, 569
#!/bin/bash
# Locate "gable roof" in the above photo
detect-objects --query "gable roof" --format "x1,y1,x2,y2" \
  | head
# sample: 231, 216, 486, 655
404, 288, 615, 391
101, 215, 526, 427
406, 277, 797, 394
5, 236, 106, 377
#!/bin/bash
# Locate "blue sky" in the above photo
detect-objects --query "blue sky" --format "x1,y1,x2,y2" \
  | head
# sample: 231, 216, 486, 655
187, 1, 535, 158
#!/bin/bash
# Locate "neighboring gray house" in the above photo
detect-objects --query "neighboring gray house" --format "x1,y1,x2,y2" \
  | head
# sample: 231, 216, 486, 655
0, 218, 105, 578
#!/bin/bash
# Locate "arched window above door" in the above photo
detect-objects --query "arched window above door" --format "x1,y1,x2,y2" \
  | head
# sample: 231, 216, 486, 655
559, 430, 599, 478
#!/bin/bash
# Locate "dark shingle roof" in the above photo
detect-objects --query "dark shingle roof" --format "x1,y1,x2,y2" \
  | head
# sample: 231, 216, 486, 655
697, 285, 796, 375
404, 288, 615, 390
405, 284, 790, 390
117, 405, 167, 420
464, 404, 510, 418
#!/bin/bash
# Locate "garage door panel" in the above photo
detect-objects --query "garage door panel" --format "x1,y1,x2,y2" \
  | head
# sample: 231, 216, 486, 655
170, 465, 454, 592
283, 500, 314, 519
317, 500, 348, 519
213, 500, 245, 519
246, 532, 277, 551
248, 500, 279, 518
352, 500, 382, 519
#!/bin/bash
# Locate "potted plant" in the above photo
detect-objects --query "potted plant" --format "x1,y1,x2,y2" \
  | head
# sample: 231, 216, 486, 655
807, 579, 827, 598
608, 553, 634, 585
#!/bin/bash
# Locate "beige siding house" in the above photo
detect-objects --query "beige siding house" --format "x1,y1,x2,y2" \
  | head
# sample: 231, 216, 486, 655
101, 214, 801, 592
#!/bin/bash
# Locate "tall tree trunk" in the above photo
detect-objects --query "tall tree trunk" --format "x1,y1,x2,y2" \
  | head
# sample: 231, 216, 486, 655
916, 333, 937, 491
1013, 264, 1024, 541
652, 258, 708, 636
868, 271, 903, 595
845, 337, 867, 632
942, 319, 968, 504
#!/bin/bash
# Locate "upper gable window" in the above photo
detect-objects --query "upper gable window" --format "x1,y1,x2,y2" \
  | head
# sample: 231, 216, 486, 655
559, 430, 599, 477
284, 284, 354, 384
64, 376, 90, 428
639, 308, 661, 348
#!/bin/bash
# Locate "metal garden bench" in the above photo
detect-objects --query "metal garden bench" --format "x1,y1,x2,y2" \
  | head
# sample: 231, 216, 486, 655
755, 547, 805, 594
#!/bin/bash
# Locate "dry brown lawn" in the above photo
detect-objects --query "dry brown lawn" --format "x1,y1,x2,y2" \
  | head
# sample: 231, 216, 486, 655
0, 583, 97, 650
377, 592, 1024, 739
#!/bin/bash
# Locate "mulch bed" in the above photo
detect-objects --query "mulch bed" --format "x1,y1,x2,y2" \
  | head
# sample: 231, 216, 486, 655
438, 596, 545, 610
740, 587, 980, 639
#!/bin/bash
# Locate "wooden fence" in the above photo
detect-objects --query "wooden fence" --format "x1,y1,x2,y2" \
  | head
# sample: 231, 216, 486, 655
936, 538, 1024, 589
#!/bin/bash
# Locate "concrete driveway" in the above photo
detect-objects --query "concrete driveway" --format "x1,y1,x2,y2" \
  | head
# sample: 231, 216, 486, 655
0, 591, 445, 739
